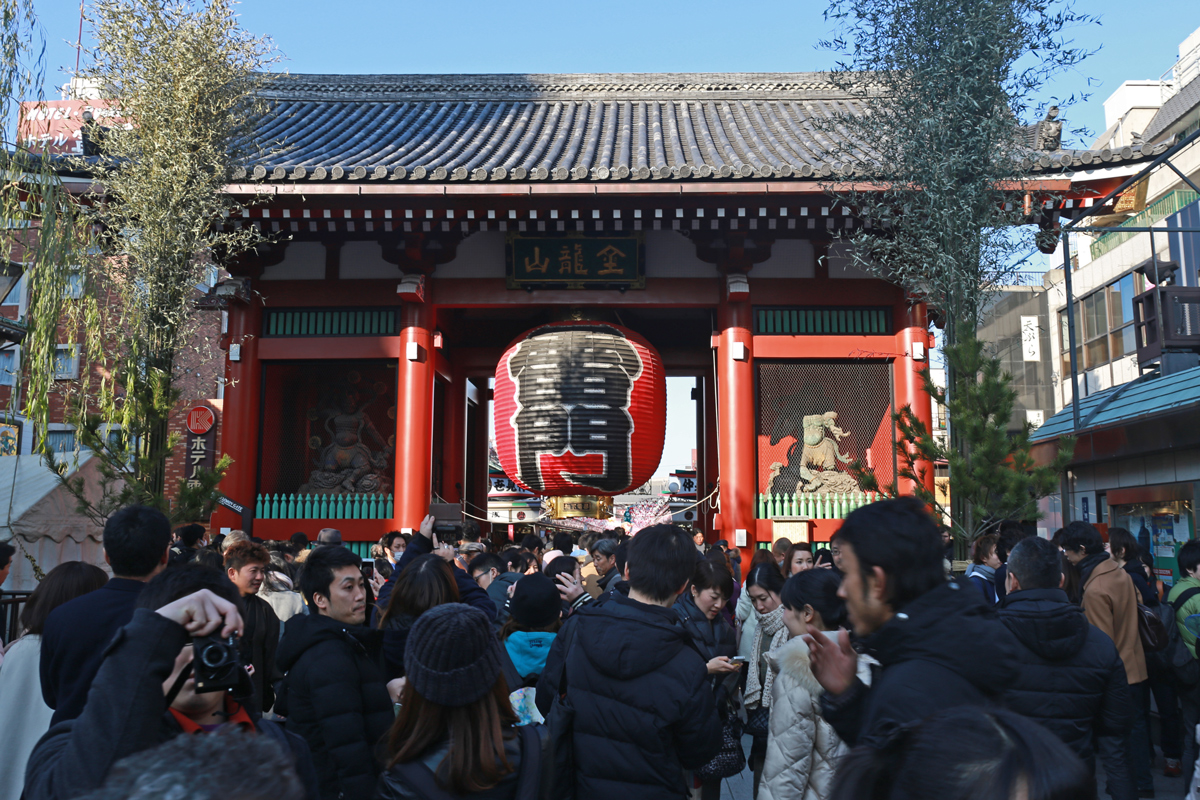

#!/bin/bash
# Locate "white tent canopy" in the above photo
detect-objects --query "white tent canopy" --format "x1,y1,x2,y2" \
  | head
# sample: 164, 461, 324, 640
0, 455, 110, 592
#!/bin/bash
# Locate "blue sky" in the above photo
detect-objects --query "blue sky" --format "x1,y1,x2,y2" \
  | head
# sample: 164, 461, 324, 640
29, 0, 1200, 477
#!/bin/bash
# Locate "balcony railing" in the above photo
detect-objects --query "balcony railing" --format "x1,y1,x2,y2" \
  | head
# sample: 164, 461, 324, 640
757, 490, 880, 520
1090, 191, 1199, 261
256, 493, 394, 520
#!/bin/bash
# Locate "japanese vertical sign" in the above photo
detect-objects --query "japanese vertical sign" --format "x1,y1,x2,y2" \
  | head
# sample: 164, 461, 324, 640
185, 405, 216, 487
507, 235, 644, 289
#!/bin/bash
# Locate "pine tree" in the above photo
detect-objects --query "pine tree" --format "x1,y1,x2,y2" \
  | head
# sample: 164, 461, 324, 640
854, 325, 1074, 542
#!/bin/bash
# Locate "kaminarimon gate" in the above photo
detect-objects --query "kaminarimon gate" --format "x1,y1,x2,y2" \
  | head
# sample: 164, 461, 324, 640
210, 72, 1145, 561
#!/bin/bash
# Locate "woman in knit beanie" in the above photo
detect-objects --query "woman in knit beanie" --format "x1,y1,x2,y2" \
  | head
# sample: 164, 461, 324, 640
379, 603, 538, 799
501, 573, 562, 684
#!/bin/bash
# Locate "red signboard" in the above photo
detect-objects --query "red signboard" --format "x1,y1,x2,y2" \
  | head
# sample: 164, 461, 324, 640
493, 321, 666, 497
186, 406, 215, 435
18, 99, 117, 155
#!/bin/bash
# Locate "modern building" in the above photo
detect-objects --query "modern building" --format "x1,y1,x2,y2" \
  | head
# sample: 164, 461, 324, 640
1030, 25, 1200, 581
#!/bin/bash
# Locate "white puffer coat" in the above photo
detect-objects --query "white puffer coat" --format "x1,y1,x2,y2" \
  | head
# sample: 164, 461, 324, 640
758, 634, 872, 800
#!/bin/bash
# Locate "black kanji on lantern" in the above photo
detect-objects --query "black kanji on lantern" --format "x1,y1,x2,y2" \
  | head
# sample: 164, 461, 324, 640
507, 324, 643, 493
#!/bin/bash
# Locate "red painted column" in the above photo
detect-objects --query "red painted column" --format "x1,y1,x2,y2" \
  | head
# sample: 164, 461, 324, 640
717, 297, 757, 566
392, 300, 436, 532
440, 361, 467, 503
216, 296, 263, 531
893, 301, 935, 497
701, 371, 719, 542
469, 378, 493, 541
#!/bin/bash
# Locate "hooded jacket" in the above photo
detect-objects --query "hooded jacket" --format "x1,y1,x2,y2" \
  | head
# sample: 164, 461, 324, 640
275, 613, 393, 800
759, 634, 873, 800
997, 587, 1130, 759
536, 593, 721, 800
820, 579, 1019, 748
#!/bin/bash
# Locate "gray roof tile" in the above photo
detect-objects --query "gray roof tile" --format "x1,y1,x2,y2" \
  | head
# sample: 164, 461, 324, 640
237, 73, 1170, 183
1142, 72, 1200, 143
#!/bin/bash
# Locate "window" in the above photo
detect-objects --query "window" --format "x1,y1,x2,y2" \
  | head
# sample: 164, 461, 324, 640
0, 347, 15, 385
44, 429, 77, 455
2, 274, 24, 306
63, 270, 84, 300
1059, 271, 1145, 373
53, 345, 80, 380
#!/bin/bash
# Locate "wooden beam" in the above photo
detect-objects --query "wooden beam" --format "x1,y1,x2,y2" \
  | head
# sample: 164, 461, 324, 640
258, 336, 400, 360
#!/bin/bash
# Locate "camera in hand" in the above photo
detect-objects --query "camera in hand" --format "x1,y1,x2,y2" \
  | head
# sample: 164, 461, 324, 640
192, 635, 243, 694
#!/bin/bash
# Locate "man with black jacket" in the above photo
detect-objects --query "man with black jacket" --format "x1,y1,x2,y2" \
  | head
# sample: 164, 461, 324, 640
805, 498, 1020, 748
40, 505, 172, 725
536, 524, 721, 800
276, 543, 393, 800
997, 537, 1133, 796
224, 540, 281, 714
24, 565, 318, 800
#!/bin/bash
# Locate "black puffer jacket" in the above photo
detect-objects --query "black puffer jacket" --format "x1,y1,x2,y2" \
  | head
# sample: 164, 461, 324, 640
998, 587, 1131, 759
276, 613, 394, 800
536, 593, 721, 800
821, 579, 1020, 748
674, 592, 737, 707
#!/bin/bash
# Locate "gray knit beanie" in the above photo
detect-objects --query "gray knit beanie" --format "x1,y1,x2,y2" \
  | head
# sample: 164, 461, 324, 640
404, 603, 503, 707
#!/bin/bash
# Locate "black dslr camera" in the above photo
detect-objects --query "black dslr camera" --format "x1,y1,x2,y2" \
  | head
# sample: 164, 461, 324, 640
191, 635, 243, 694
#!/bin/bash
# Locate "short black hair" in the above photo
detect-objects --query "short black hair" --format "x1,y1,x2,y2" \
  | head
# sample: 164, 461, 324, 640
103, 506, 172, 578
460, 520, 481, 543
174, 524, 205, 548
690, 559, 733, 600
835, 497, 945, 612
626, 524, 695, 602
1107, 527, 1139, 562
298, 544, 362, 608
469, 552, 505, 577
552, 531, 575, 554
289, 532, 309, 548
746, 561, 785, 595
544, 555, 579, 584
1006, 537, 1062, 591
136, 563, 243, 613
520, 533, 543, 553
614, 540, 630, 576
1179, 541, 1200, 578
0, 541, 14, 571
996, 520, 1031, 562
382, 531, 404, 549
781, 569, 847, 629
1059, 521, 1105, 556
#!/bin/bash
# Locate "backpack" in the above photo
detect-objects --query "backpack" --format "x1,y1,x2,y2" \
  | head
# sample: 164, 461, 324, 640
1162, 587, 1200, 687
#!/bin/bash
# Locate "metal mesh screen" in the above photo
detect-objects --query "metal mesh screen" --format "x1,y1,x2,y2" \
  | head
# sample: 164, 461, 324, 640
259, 360, 397, 497
756, 361, 894, 500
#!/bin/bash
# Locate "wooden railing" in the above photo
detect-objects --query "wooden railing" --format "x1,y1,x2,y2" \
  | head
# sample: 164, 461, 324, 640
256, 493, 394, 520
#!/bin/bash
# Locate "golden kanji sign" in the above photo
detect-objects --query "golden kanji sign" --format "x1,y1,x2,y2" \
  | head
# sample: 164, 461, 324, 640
507, 235, 644, 289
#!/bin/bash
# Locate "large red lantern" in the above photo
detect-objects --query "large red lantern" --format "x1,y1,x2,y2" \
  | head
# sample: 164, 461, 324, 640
493, 321, 666, 496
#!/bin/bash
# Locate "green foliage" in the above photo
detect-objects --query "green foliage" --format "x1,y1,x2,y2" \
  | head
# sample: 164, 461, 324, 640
819, 0, 1096, 332
853, 327, 1074, 540
22, 0, 276, 522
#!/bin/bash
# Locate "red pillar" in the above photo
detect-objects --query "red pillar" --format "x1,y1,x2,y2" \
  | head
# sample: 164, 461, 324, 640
469, 378, 493, 542
440, 361, 467, 503
717, 297, 757, 566
392, 300, 436, 532
216, 297, 263, 531
893, 301, 935, 497
701, 371, 719, 542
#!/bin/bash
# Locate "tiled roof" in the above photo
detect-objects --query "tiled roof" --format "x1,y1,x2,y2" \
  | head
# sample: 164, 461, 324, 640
1142, 73, 1200, 143
235, 73, 1169, 184
1030, 364, 1200, 443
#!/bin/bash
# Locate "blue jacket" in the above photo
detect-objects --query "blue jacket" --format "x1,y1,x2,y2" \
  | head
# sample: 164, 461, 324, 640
40, 577, 144, 725
506, 631, 557, 680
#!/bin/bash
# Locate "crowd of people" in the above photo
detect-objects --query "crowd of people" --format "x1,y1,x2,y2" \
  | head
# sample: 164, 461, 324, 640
1, 500, 1199, 800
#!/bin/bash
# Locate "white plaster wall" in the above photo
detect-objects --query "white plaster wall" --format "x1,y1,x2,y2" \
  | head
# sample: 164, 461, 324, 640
826, 241, 874, 279
644, 231, 719, 277
750, 239, 815, 278
340, 241, 403, 279
260, 242, 324, 281
435, 232, 506, 278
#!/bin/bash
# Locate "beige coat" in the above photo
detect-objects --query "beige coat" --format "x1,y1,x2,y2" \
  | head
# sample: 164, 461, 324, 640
1082, 557, 1147, 685
758, 634, 872, 800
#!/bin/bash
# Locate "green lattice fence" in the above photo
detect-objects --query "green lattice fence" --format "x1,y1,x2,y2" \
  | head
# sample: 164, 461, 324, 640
256, 493, 394, 519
